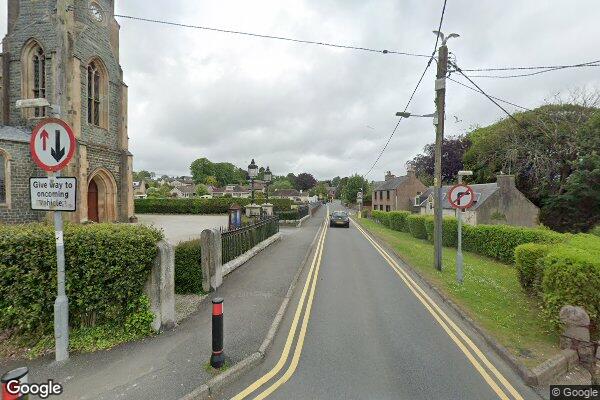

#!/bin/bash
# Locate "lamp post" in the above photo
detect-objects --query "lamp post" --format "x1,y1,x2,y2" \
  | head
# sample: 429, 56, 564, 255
264, 166, 272, 202
456, 170, 473, 284
247, 159, 258, 204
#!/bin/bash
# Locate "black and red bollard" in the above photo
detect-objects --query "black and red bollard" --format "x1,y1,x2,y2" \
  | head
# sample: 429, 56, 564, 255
210, 297, 225, 369
1, 367, 29, 400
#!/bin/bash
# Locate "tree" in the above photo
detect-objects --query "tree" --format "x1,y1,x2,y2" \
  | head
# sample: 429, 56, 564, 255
190, 158, 246, 186
407, 135, 471, 186
286, 173, 297, 189
341, 175, 370, 204
540, 154, 600, 232
195, 184, 209, 196
146, 185, 172, 198
190, 158, 215, 184
271, 178, 294, 190
331, 176, 341, 187
133, 170, 153, 182
310, 182, 328, 198
204, 176, 219, 187
294, 173, 317, 191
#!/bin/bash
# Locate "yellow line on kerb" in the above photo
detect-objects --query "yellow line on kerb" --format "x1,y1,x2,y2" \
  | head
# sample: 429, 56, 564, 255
230, 213, 329, 400
352, 219, 524, 400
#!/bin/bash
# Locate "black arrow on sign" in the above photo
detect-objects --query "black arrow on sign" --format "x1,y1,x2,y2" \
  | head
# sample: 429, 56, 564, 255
50, 129, 65, 162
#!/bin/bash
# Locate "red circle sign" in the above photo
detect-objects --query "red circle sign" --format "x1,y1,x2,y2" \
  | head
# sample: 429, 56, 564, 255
448, 184, 475, 209
30, 118, 76, 172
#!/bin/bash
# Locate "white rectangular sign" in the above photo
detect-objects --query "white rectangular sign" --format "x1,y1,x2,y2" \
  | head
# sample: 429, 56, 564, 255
30, 177, 77, 212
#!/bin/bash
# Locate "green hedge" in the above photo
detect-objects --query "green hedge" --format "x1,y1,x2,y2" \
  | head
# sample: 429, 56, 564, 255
424, 216, 458, 247
0, 223, 162, 334
407, 214, 428, 240
388, 211, 411, 232
514, 243, 550, 296
462, 224, 564, 264
135, 197, 294, 214
277, 210, 300, 220
542, 245, 600, 326
174, 240, 203, 294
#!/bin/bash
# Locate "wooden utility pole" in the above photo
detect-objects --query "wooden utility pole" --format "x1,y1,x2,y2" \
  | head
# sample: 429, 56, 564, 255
433, 42, 448, 272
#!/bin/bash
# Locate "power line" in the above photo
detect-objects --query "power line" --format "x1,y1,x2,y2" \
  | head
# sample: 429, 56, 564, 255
113, 14, 431, 58
447, 76, 532, 111
458, 59, 600, 72
364, 0, 448, 177
457, 60, 600, 79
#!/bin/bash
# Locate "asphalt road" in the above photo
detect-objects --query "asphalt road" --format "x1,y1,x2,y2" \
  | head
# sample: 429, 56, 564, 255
213, 201, 541, 400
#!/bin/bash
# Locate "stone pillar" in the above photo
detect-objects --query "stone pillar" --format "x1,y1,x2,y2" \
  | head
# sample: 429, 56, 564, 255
201, 228, 222, 290
261, 203, 274, 216
245, 204, 261, 217
560, 305, 595, 368
144, 240, 176, 331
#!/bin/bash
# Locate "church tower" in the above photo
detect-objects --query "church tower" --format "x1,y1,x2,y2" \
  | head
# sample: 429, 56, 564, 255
0, 0, 135, 223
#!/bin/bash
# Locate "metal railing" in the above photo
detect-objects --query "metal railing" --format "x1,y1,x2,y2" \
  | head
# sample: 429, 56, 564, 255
221, 216, 279, 264
297, 205, 309, 219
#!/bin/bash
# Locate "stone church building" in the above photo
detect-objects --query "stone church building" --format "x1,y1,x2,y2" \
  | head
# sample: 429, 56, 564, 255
0, 0, 134, 223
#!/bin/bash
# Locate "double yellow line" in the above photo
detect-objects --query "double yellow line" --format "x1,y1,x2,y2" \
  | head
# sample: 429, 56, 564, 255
231, 215, 329, 400
352, 219, 525, 400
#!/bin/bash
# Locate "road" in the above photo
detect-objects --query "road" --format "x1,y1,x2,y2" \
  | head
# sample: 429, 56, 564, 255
213, 201, 541, 400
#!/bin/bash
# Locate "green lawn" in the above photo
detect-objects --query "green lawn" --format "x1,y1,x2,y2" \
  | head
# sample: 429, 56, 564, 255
357, 218, 559, 368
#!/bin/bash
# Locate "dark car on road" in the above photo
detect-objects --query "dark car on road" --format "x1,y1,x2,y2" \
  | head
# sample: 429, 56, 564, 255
330, 211, 350, 228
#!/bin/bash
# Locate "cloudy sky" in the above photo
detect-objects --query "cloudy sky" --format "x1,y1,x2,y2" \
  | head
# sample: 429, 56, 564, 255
3, 1, 600, 180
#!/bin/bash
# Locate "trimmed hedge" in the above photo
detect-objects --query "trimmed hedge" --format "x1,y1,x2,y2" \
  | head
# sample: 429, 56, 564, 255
174, 240, 203, 294
277, 210, 300, 220
388, 211, 411, 232
0, 223, 162, 334
542, 245, 600, 326
514, 243, 550, 296
462, 224, 564, 264
135, 197, 294, 214
424, 216, 458, 247
407, 214, 428, 240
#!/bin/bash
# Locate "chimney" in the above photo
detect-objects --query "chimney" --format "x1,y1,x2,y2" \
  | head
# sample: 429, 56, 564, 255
407, 166, 416, 179
496, 174, 515, 192
385, 171, 395, 181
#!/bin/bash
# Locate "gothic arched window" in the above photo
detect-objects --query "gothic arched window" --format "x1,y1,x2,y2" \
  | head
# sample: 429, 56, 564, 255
0, 149, 11, 207
87, 59, 108, 127
21, 39, 46, 118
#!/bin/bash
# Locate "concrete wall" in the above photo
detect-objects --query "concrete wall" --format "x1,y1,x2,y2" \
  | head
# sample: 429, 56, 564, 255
144, 240, 176, 332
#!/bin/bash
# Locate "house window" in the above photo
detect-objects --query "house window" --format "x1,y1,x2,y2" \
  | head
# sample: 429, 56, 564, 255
0, 150, 11, 206
386, 205, 390, 212
387, 191, 390, 200
21, 39, 47, 118
87, 59, 108, 127
380, 205, 383, 211
414, 196, 420, 207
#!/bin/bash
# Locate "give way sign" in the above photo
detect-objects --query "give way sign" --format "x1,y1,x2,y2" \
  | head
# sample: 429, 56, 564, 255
448, 184, 475, 209
30, 118, 76, 172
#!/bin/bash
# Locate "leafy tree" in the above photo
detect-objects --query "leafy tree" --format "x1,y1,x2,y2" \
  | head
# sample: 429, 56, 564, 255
195, 184, 209, 196
204, 176, 219, 187
133, 170, 153, 182
271, 178, 294, 190
331, 176, 341, 187
190, 158, 214, 184
286, 173, 297, 189
341, 175, 370, 204
310, 182, 328, 198
539, 154, 600, 232
294, 173, 317, 191
407, 135, 471, 185
190, 158, 246, 186
146, 185, 172, 198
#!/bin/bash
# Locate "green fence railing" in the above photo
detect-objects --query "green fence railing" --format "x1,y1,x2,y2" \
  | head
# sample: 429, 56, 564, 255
221, 216, 279, 264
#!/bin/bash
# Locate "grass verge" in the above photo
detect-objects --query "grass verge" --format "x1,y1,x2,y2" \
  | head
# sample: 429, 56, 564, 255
357, 218, 559, 368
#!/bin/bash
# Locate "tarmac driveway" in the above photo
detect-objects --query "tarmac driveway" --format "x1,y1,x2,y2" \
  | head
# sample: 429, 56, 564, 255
136, 214, 228, 244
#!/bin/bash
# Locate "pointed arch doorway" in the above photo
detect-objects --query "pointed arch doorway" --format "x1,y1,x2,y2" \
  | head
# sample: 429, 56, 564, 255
87, 168, 118, 222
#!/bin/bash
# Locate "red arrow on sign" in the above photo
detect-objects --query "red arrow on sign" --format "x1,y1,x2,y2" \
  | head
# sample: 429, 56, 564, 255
41, 129, 49, 151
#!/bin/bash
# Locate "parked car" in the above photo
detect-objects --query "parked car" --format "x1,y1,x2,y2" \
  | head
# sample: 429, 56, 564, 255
330, 211, 350, 228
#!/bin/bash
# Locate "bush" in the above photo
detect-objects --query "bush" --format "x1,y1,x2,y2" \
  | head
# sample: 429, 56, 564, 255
514, 243, 550, 295
407, 214, 428, 240
135, 197, 294, 214
0, 223, 162, 334
174, 240, 203, 294
277, 210, 300, 220
591, 225, 600, 237
371, 210, 385, 224
423, 216, 458, 247
542, 245, 600, 326
388, 211, 411, 232
462, 224, 564, 264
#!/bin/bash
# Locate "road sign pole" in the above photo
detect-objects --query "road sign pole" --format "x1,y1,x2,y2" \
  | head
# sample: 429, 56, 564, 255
52, 171, 69, 362
456, 175, 464, 284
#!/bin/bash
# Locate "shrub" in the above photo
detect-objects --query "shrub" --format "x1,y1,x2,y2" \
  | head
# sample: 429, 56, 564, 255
407, 214, 428, 240
135, 197, 294, 214
462, 224, 564, 264
514, 243, 550, 296
174, 240, 203, 294
591, 225, 600, 237
277, 210, 300, 221
388, 211, 411, 232
0, 223, 162, 334
371, 210, 384, 223
542, 245, 600, 327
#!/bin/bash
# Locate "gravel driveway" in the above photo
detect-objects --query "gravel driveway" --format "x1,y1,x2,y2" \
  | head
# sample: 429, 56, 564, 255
136, 214, 228, 244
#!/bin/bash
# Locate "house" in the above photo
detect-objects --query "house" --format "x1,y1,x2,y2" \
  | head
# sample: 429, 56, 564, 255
372, 169, 427, 212
0, 0, 135, 223
272, 189, 302, 202
133, 181, 148, 199
212, 185, 251, 198
416, 174, 540, 227
170, 185, 197, 199
169, 180, 188, 188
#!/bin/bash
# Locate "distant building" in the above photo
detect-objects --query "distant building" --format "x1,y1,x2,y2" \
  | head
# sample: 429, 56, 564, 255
416, 174, 540, 227
133, 181, 148, 199
272, 189, 302, 202
212, 185, 251, 198
170, 185, 197, 199
372, 169, 427, 212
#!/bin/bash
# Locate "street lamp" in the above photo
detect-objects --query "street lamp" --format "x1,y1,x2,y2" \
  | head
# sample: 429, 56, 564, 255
455, 170, 473, 284
264, 166, 272, 202
248, 159, 258, 204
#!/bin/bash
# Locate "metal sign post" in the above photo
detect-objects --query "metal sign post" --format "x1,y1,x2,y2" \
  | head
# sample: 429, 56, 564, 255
29, 118, 77, 362
448, 175, 474, 284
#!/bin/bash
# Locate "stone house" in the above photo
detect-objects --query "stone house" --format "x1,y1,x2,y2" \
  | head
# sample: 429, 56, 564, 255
416, 175, 540, 227
133, 180, 147, 199
212, 185, 251, 199
0, 0, 134, 223
170, 185, 196, 199
372, 169, 427, 212
272, 188, 302, 202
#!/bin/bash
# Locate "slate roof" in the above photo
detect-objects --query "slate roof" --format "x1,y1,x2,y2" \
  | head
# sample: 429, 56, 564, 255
0, 126, 30, 143
172, 185, 197, 194
373, 176, 408, 191
416, 183, 499, 210
273, 189, 301, 197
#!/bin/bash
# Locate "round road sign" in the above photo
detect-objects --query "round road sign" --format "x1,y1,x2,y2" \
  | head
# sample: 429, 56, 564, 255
448, 184, 475, 209
30, 118, 76, 172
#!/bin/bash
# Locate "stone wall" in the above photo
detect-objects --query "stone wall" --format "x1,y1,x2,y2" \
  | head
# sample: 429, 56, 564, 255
476, 176, 539, 227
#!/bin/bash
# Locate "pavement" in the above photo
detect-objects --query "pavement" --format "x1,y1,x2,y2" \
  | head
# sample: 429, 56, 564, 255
0, 210, 323, 400
212, 201, 543, 400
136, 214, 229, 244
